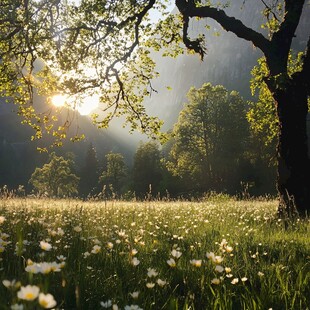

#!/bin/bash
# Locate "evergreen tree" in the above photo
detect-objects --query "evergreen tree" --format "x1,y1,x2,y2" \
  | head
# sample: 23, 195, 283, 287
99, 152, 127, 197
79, 143, 99, 198
132, 141, 163, 198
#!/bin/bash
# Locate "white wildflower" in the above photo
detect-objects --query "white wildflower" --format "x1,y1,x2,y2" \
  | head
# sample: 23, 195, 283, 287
17, 285, 40, 301
38, 293, 57, 308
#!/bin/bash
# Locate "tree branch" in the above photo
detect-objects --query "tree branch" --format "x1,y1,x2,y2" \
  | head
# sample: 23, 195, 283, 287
182, 14, 206, 60
260, 0, 281, 23
271, 0, 305, 55
176, 0, 271, 55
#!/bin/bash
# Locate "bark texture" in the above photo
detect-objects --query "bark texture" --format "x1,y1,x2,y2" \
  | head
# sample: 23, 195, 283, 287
275, 82, 310, 217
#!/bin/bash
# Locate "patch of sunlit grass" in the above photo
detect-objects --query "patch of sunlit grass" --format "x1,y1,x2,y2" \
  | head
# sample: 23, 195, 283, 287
0, 197, 309, 309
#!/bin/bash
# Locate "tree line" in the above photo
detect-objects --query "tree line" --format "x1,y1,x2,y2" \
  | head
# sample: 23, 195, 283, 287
27, 83, 277, 199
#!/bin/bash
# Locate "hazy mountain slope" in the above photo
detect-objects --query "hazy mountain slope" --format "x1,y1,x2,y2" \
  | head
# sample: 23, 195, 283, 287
0, 97, 134, 189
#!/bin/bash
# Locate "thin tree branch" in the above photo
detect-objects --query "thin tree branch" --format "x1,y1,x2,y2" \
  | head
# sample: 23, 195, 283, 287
260, 0, 281, 22
182, 14, 206, 60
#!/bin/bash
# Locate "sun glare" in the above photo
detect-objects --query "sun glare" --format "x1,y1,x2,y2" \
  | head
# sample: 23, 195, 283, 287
51, 94, 99, 115
78, 95, 100, 115
51, 94, 67, 107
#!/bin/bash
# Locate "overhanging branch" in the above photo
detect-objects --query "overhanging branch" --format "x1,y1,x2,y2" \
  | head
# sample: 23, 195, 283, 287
176, 0, 271, 56
182, 15, 206, 60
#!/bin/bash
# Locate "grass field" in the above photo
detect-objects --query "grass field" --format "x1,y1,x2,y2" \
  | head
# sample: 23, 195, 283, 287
0, 197, 309, 309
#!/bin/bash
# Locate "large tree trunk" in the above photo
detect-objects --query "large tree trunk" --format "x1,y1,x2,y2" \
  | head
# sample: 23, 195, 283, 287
275, 82, 310, 217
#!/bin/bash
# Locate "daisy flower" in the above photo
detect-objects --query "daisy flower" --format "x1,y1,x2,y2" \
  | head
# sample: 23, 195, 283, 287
40, 241, 52, 251
17, 285, 40, 301
147, 268, 158, 277
38, 293, 57, 309
167, 258, 176, 267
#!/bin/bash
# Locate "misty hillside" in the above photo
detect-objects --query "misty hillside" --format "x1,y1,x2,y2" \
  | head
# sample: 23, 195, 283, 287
0, 97, 135, 189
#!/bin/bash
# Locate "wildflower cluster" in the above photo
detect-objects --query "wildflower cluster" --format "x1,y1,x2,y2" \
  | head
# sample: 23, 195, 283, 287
0, 216, 10, 253
146, 268, 167, 288
3, 283, 57, 309
167, 247, 182, 267
25, 259, 64, 274
206, 238, 247, 286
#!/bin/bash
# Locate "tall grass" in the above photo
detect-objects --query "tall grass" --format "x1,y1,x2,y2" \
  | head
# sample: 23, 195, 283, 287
0, 198, 309, 309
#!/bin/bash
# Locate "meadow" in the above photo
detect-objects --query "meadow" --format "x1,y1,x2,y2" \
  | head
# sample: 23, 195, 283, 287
0, 197, 309, 310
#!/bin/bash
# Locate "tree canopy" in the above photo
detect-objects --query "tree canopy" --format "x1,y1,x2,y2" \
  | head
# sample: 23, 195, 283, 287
167, 83, 250, 193
29, 152, 79, 197
0, 0, 179, 146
